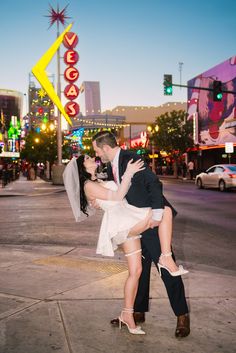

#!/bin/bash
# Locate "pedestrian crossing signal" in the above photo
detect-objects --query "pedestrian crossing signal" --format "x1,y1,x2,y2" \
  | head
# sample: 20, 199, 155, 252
164, 74, 173, 95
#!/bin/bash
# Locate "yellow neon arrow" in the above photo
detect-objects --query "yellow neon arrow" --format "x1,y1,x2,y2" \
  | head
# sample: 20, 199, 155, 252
32, 23, 73, 126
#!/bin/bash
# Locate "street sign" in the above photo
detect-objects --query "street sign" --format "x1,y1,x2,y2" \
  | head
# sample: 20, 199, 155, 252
225, 142, 234, 153
0, 151, 20, 157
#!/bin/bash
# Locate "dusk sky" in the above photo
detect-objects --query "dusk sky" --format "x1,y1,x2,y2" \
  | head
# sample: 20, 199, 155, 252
0, 0, 235, 114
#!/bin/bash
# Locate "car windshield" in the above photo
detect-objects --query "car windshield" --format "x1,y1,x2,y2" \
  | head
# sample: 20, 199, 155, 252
228, 166, 236, 172
207, 167, 215, 173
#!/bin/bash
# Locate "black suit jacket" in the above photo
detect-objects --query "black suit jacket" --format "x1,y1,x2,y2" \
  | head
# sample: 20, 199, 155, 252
107, 149, 173, 211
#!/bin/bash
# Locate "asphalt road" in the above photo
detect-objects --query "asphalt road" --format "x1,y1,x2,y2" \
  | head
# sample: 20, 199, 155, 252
0, 179, 235, 272
161, 179, 236, 271
0, 178, 235, 353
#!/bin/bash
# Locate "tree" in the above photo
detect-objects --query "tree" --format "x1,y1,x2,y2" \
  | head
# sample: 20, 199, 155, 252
152, 110, 194, 176
21, 129, 71, 165
21, 130, 57, 165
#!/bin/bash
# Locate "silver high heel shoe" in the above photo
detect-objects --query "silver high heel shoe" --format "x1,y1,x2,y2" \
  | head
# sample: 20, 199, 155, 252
118, 308, 145, 335
158, 252, 189, 277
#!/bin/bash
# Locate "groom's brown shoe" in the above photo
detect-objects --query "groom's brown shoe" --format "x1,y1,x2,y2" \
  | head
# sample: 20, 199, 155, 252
175, 314, 190, 338
134, 312, 145, 323
110, 312, 145, 326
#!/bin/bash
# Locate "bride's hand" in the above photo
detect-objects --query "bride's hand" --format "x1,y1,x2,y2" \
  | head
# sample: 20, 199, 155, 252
125, 158, 145, 177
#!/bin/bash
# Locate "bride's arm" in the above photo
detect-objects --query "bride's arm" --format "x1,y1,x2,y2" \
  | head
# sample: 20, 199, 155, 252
85, 159, 144, 201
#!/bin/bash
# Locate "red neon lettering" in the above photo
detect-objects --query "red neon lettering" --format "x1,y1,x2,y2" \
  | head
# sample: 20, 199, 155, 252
63, 32, 78, 49
65, 101, 80, 117
64, 67, 79, 82
64, 84, 79, 100
64, 50, 79, 65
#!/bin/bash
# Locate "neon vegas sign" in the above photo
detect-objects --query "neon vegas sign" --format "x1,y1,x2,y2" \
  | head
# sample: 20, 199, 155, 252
63, 32, 80, 117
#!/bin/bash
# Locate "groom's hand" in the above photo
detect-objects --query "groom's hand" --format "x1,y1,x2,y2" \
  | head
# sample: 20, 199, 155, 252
90, 199, 100, 209
147, 219, 161, 229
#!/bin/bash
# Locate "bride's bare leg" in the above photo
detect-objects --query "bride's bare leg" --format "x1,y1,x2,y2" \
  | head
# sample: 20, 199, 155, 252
128, 209, 152, 236
121, 237, 142, 329
158, 206, 179, 272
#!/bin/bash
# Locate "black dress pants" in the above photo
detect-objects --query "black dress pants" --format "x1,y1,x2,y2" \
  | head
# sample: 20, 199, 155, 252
134, 227, 189, 317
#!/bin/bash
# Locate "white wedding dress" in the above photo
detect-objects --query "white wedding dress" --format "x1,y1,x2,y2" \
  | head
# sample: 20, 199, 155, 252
62, 158, 150, 257
96, 181, 150, 257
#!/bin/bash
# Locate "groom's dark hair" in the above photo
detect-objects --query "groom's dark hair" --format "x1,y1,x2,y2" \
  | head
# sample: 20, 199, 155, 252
92, 130, 118, 148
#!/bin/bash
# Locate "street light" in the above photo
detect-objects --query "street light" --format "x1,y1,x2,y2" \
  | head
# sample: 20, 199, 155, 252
41, 122, 55, 132
147, 124, 159, 173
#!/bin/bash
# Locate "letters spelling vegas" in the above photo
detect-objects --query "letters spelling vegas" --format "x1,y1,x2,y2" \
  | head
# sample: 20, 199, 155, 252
63, 32, 80, 117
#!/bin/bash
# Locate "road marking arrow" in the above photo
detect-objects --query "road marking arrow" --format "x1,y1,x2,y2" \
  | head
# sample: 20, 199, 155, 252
32, 23, 73, 126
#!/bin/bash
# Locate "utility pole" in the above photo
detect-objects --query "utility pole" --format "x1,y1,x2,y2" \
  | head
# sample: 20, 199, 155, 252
179, 62, 183, 89
166, 82, 236, 95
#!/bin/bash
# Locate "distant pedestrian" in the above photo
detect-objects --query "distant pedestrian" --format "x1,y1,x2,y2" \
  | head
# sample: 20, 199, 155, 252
29, 163, 36, 180
2, 164, 8, 187
188, 160, 194, 180
182, 162, 187, 180
177, 163, 182, 178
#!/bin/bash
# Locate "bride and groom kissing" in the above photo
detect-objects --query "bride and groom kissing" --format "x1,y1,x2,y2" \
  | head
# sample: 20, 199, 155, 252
63, 130, 190, 337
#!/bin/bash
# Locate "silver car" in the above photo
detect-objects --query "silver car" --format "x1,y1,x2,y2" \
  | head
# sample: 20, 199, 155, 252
195, 164, 236, 191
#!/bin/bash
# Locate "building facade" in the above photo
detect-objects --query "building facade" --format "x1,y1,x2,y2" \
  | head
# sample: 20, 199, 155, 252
79, 81, 101, 116
0, 89, 23, 155
187, 55, 236, 169
103, 102, 187, 146
28, 74, 55, 131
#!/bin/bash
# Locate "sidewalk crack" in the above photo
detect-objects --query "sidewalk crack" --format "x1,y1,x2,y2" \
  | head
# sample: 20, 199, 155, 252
57, 301, 74, 353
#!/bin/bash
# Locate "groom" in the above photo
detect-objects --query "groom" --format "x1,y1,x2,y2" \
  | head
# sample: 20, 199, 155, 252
92, 130, 190, 338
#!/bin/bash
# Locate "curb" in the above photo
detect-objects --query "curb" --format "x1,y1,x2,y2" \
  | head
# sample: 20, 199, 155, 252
158, 176, 195, 183
0, 190, 65, 197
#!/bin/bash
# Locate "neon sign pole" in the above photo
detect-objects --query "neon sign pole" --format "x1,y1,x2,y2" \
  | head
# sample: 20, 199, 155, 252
57, 19, 62, 165
46, 4, 71, 165
32, 6, 75, 183
33, 5, 83, 176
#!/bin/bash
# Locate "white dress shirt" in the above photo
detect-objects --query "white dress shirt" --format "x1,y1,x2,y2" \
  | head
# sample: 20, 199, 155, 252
111, 148, 121, 184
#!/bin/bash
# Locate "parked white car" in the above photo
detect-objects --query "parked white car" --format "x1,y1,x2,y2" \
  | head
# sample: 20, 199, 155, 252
195, 164, 236, 191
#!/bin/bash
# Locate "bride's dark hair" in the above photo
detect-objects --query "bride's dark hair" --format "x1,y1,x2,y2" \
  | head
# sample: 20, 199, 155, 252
76, 155, 93, 216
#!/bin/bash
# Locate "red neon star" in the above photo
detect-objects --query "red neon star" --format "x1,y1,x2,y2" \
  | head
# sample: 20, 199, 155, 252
45, 4, 71, 28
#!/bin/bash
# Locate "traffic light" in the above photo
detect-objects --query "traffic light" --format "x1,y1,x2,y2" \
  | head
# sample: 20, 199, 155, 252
163, 74, 173, 95
213, 80, 222, 101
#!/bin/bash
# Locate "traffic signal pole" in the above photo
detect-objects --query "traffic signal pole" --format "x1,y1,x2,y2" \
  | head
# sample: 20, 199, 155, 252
169, 82, 236, 95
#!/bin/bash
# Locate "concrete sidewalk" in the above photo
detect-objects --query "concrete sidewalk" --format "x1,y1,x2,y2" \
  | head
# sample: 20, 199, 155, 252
0, 173, 195, 197
0, 177, 235, 353
0, 174, 65, 197
0, 173, 195, 195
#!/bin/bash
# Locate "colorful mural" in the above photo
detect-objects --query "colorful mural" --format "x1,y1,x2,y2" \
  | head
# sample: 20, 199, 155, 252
187, 56, 236, 146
